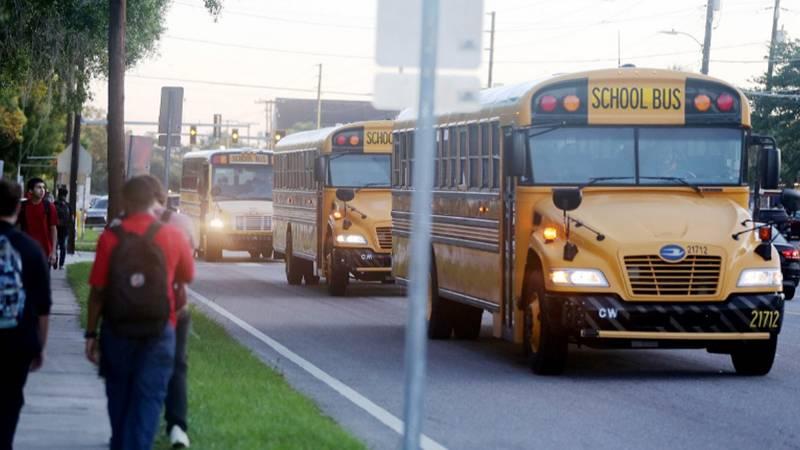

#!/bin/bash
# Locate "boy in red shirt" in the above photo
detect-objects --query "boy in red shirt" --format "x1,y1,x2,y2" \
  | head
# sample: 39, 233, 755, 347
84, 176, 194, 450
18, 178, 57, 268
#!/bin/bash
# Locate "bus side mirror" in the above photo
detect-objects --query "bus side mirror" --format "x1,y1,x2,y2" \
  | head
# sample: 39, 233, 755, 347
314, 157, 327, 184
759, 147, 781, 190
750, 135, 781, 190
505, 130, 528, 178
781, 189, 800, 214
336, 188, 355, 202
553, 187, 582, 212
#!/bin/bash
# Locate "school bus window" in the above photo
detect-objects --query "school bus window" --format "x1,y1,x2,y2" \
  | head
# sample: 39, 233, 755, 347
458, 127, 468, 187
182, 159, 200, 190
448, 126, 457, 188
438, 128, 448, 188
408, 131, 415, 187
468, 124, 480, 188
392, 134, 401, 187
639, 128, 742, 185
434, 128, 442, 188
491, 123, 500, 189
480, 123, 490, 188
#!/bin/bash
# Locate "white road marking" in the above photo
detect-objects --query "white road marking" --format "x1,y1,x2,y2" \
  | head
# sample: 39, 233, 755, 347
786, 311, 800, 316
235, 262, 262, 267
187, 288, 447, 450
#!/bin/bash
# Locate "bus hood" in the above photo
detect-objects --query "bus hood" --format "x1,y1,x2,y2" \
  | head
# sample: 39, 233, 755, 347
542, 190, 751, 246
213, 200, 273, 217
339, 189, 392, 223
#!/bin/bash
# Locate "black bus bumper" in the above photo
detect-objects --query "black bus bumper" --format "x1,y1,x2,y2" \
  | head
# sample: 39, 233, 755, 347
547, 293, 784, 349
333, 247, 392, 281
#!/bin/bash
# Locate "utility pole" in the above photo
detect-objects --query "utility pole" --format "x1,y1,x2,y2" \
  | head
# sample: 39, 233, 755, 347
701, 0, 715, 75
766, 0, 781, 91
487, 11, 495, 88
617, 30, 621, 67
316, 64, 323, 129
255, 99, 275, 149
107, 0, 126, 219
68, 114, 81, 254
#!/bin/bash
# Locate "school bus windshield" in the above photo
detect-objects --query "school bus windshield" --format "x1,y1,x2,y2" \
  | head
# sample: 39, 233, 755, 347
328, 153, 391, 188
526, 127, 743, 186
212, 164, 274, 200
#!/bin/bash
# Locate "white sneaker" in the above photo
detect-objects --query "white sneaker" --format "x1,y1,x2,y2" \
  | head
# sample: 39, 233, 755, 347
169, 425, 190, 448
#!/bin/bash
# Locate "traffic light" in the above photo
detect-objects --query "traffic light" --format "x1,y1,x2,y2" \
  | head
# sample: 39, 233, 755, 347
274, 129, 285, 145
231, 128, 239, 144
189, 125, 197, 145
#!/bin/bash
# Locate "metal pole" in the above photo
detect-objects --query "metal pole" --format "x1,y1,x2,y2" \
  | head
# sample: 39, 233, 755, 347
487, 11, 495, 88
402, 0, 439, 448
164, 95, 173, 190
68, 113, 81, 254
316, 64, 323, 129
701, 0, 714, 75
766, 0, 781, 91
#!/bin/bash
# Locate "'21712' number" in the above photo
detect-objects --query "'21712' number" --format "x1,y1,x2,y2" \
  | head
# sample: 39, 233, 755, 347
750, 310, 780, 329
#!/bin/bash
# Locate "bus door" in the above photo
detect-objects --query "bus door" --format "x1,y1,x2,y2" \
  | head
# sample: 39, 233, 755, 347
501, 127, 517, 341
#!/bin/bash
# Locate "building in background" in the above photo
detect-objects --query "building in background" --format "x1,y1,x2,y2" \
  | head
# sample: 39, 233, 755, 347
275, 98, 399, 132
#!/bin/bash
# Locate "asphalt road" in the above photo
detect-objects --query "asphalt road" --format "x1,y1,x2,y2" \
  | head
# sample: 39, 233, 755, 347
189, 253, 800, 450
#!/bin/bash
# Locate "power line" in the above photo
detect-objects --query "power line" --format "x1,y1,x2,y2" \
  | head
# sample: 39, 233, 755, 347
743, 90, 800, 100
164, 35, 371, 60
127, 74, 372, 97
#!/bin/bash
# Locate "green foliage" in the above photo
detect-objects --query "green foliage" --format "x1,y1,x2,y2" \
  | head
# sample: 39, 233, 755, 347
750, 39, 800, 183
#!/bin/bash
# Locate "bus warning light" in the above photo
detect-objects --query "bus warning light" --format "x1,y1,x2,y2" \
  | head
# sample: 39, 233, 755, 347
540, 95, 558, 112
543, 226, 558, 242
349, 135, 361, 146
336, 135, 347, 145
694, 94, 711, 112
717, 93, 734, 112
563, 95, 581, 112
759, 226, 772, 242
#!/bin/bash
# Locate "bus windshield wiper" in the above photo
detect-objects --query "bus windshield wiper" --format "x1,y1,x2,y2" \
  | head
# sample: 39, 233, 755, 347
639, 176, 703, 195
585, 176, 636, 186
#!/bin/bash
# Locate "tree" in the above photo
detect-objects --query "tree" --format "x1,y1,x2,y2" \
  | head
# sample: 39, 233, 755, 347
750, 39, 800, 183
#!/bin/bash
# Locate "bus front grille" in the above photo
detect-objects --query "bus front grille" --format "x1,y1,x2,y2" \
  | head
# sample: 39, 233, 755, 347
376, 227, 392, 249
235, 215, 272, 231
624, 255, 721, 297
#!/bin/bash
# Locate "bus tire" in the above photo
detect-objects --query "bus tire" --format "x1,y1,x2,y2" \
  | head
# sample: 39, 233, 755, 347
427, 264, 454, 340
452, 303, 483, 340
325, 239, 347, 296
205, 237, 222, 262
262, 245, 274, 260
249, 250, 261, 260
731, 335, 777, 376
524, 268, 568, 375
285, 234, 303, 285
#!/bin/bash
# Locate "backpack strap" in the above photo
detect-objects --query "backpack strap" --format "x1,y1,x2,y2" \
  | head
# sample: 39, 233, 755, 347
143, 220, 162, 243
43, 199, 52, 228
160, 209, 173, 223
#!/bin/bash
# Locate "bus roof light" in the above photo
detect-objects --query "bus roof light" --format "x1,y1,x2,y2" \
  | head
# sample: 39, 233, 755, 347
539, 95, 558, 112
563, 95, 581, 112
349, 135, 360, 146
717, 93, 734, 112
694, 94, 712, 112
336, 135, 347, 146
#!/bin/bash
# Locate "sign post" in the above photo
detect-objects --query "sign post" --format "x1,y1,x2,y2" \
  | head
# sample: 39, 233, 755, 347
158, 87, 183, 190
374, 1, 482, 448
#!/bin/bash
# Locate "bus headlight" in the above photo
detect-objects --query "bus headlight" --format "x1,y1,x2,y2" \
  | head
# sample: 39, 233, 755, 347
737, 268, 782, 288
336, 234, 367, 245
550, 269, 609, 287
209, 217, 224, 229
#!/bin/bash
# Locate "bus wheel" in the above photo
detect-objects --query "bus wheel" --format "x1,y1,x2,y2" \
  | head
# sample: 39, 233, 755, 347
248, 250, 261, 260
427, 267, 454, 339
524, 268, 567, 375
453, 303, 483, 340
326, 241, 347, 296
285, 236, 303, 285
262, 245, 274, 260
205, 237, 222, 262
731, 335, 777, 376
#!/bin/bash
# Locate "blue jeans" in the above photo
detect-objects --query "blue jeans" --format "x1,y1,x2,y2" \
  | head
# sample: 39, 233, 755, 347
100, 324, 175, 450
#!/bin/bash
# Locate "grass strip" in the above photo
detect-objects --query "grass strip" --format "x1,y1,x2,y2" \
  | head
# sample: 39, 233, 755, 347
66, 262, 365, 450
75, 228, 100, 252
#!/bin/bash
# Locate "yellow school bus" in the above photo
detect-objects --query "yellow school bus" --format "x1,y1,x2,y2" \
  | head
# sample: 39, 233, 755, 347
392, 68, 788, 375
180, 148, 274, 261
273, 121, 394, 295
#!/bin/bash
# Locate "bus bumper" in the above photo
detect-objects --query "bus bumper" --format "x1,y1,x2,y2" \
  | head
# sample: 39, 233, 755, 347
548, 293, 784, 349
212, 231, 273, 251
333, 247, 392, 281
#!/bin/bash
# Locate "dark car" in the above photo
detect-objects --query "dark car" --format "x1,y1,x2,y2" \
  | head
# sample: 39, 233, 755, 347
772, 227, 800, 300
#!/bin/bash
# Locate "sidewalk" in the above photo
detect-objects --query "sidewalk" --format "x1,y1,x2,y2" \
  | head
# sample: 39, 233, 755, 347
14, 253, 110, 449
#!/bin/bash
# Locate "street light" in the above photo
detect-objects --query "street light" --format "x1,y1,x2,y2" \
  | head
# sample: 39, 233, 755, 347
659, 29, 707, 74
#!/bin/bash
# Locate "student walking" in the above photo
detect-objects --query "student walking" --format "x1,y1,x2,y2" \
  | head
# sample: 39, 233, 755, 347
142, 175, 195, 448
54, 187, 71, 270
17, 178, 57, 269
0, 180, 52, 450
85, 176, 194, 450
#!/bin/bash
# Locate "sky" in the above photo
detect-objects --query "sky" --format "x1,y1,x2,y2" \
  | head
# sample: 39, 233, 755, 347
88, 0, 799, 140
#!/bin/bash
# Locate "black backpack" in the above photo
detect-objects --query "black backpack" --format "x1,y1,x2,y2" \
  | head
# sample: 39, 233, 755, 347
55, 200, 71, 227
105, 221, 170, 338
